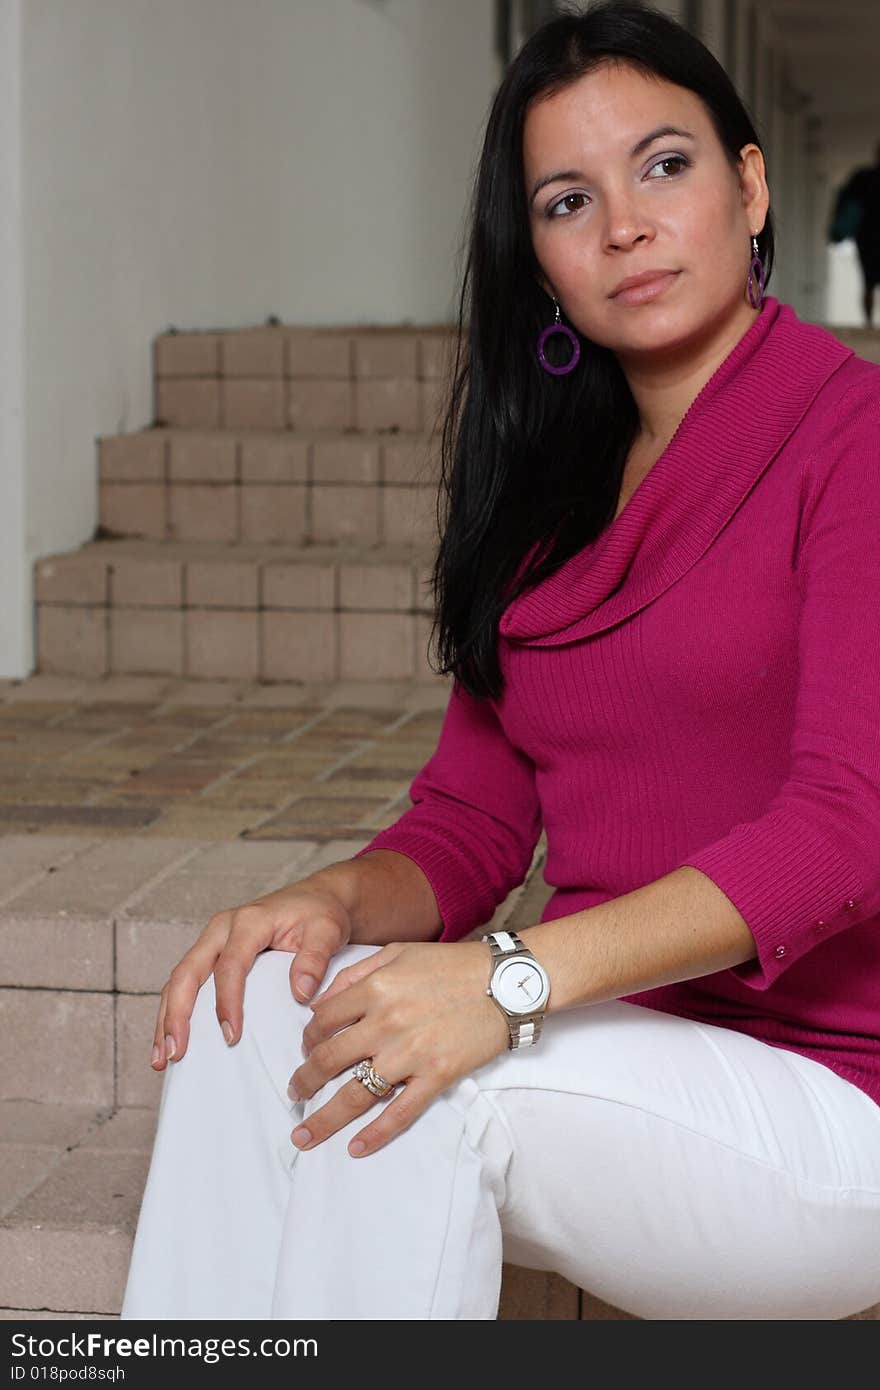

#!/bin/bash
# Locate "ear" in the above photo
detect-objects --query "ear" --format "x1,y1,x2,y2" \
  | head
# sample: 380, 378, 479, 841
737, 144, 770, 236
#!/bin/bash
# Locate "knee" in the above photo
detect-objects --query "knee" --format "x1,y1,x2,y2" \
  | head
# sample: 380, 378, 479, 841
325, 941, 385, 982
187, 942, 383, 1044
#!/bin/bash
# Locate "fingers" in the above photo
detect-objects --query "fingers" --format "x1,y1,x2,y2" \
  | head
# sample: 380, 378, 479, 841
345, 1078, 432, 1157
151, 914, 231, 1070
289, 1073, 380, 1149
151, 955, 209, 1070
290, 1074, 434, 1160
210, 904, 275, 1044
289, 919, 357, 1004
306, 943, 394, 1009
149, 879, 356, 1071
151, 982, 172, 1070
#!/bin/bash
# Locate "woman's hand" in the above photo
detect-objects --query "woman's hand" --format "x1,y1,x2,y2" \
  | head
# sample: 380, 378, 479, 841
151, 878, 354, 1070
287, 939, 510, 1159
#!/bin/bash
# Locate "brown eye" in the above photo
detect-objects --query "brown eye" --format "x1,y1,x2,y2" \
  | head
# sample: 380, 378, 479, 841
548, 193, 589, 219
647, 154, 690, 178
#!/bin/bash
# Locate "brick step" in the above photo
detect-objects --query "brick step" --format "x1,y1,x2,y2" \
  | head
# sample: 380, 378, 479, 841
0, 834, 599, 1321
832, 327, 880, 363
0, 676, 463, 1112
0, 835, 382, 1110
154, 324, 456, 431
149, 319, 878, 432
0, 1097, 592, 1317
0, 808, 562, 1318
0, 1103, 155, 1317
98, 427, 440, 544
35, 539, 439, 680
1, 838, 544, 1109
0, 672, 535, 1148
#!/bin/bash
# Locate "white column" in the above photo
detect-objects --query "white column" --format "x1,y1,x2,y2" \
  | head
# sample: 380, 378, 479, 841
784, 86, 814, 317
699, 0, 728, 65
0, 0, 29, 678
732, 0, 752, 100
753, 6, 774, 143
803, 113, 829, 324
763, 46, 785, 306
652, 1, 685, 21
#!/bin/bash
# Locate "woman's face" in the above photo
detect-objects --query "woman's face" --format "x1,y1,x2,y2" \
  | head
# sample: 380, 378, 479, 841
523, 60, 769, 358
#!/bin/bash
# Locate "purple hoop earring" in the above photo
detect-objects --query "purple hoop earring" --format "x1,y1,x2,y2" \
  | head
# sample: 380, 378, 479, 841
747, 233, 765, 308
537, 300, 580, 375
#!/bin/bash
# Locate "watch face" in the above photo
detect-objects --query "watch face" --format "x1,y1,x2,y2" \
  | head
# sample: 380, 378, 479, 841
493, 957, 549, 1014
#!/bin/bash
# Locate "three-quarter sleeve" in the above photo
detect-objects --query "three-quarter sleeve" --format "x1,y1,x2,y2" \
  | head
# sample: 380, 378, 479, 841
681, 377, 880, 990
351, 678, 543, 943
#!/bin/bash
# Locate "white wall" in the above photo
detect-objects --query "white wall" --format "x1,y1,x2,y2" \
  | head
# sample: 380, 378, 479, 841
1, 0, 27, 678
3, 0, 497, 677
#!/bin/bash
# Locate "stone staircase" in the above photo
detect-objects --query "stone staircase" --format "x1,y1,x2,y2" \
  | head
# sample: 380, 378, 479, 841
4, 313, 880, 1321
35, 321, 455, 683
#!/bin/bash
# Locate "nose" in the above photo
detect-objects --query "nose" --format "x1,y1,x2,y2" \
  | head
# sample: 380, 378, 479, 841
602, 194, 655, 252
605, 222, 654, 253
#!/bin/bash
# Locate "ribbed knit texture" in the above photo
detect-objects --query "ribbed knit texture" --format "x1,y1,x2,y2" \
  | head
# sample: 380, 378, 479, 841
354, 295, 880, 1110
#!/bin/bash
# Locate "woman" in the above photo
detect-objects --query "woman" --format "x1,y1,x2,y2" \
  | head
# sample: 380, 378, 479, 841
121, 2, 880, 1321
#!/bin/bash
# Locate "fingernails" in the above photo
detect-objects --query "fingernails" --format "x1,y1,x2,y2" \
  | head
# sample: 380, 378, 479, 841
164, 1034, 176, 1060
151, 1043, 161, 1066
291, 1126, 312, 1148
221, 1020, 234, 1046
295, 974, 317, 1000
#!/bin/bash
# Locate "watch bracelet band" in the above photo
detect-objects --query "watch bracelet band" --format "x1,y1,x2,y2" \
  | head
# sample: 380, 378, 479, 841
482, 929, 546, 1049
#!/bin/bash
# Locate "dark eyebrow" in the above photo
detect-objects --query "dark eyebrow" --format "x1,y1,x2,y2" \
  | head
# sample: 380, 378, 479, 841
529, 125, 697, 207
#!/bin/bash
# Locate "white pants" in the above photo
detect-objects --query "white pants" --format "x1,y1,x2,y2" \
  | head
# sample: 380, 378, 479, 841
120, 943, 880, 1321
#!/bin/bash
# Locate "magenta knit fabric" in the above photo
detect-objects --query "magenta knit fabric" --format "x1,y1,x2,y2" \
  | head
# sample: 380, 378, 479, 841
353, 295, 880, 1109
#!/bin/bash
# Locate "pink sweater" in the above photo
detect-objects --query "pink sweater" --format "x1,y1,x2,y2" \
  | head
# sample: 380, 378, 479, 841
354, 294, 880, 1110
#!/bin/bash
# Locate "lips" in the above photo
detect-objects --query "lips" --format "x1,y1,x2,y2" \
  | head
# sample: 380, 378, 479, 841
611, 270, 678, 298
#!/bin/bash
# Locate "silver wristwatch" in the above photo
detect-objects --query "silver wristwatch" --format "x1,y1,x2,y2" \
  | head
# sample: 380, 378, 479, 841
481, 929, 551, 1049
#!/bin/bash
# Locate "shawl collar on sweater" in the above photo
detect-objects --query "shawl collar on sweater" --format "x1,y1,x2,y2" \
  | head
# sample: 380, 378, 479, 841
498, 295, 854, 648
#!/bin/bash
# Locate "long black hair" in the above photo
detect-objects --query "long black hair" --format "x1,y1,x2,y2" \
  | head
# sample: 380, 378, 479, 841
422, 0, 775, 701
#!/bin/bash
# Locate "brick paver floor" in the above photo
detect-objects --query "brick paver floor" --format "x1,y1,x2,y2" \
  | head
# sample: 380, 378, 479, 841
0, 673, 453, 843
